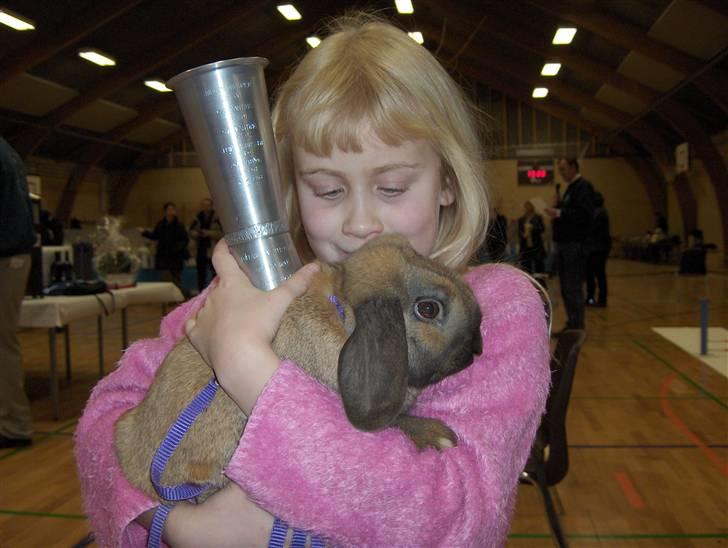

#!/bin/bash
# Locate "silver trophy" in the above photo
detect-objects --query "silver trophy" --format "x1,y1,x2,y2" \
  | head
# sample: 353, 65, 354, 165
168, 58, 301, 291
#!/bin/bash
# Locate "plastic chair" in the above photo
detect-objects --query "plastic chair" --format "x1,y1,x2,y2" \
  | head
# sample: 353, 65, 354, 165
520, 329, 586, 548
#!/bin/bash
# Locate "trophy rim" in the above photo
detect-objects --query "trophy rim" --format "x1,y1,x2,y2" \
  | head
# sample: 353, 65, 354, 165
168, 57, 270, 89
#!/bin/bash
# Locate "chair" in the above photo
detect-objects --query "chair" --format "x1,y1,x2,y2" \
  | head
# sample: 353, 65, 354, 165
520, 329, 586, 548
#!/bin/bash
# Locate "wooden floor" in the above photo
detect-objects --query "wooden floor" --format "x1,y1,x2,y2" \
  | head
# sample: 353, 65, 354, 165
1, 259, 727, 547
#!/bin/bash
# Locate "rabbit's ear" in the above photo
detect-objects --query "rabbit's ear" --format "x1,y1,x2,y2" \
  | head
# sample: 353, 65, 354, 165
338, 296, 408, 432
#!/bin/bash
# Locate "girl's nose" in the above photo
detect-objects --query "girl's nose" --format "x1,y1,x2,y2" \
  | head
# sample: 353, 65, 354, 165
342, 196, 384, 240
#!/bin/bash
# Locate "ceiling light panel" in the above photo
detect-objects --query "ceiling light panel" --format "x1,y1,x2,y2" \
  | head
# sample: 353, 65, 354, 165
532, 87, 549, 98
552, 28, 577, 45
541, 63, 562, 76
145, 80, 172, 92
277, 4, 301, 20
408, 31, 424, 44
306, 36, 321, 48
78, 49, 117, 67
396, 0, 414, 14
0, 8, 35, 30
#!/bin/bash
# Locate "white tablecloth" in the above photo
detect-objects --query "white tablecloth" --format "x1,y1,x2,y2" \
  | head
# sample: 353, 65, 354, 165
20, 282, 184, 328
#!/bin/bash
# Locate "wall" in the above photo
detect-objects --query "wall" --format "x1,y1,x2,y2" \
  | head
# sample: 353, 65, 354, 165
122, 168, 209, 229
486, 157, 654, 241
25, 158, 106, 222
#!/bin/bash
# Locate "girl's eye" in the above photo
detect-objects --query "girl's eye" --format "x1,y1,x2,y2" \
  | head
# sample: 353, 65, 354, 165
379, 187, 406, 197
414, 299, 441, 321
315, 189, 343, 199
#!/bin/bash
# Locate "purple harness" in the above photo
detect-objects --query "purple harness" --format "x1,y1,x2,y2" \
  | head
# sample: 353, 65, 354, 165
147, 296, 345, 547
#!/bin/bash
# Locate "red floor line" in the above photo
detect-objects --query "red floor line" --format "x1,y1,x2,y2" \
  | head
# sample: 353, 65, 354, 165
660, 374, 728, 477
614, 471, 646, 509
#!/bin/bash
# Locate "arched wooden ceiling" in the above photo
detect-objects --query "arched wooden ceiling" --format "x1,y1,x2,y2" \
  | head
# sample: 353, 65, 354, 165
0, 0, 726, 242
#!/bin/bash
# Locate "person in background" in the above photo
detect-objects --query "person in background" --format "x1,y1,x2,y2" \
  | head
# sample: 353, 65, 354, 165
39, 208, 64, 245
517, 199, 545, 274
140, 202, 189, 294
585, 192, 611, 307
477, 208, 508, 264
0, 136, 36, 449
654, 211, 668, 234
545, 158, 595, 332
189, 198, 222, 294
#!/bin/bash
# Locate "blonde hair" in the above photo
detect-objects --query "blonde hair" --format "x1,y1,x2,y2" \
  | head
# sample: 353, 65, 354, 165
272, 14, 489, 271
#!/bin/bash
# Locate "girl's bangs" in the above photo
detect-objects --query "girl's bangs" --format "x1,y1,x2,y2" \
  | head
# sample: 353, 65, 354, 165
290, 79, 434, 157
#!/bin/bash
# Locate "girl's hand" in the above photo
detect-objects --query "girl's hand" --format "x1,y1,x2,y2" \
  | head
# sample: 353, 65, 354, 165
137, 482, 273, 547
185, 239, 319, 414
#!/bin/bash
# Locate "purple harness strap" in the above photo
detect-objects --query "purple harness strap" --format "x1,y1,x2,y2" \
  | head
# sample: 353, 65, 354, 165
146, 296, 344, 548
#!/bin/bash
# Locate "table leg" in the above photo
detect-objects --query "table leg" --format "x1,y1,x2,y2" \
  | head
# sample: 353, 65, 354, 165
49, 328, 59, 420
64, 326, 71, 381
97, 316, 104, 378
122, 308, 129, 350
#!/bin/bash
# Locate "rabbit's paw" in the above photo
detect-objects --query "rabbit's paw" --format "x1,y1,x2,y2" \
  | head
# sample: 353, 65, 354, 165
394, 415, 458, 451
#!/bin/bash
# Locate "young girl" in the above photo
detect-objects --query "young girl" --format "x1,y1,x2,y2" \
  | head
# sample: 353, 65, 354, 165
74, 14, 550, 547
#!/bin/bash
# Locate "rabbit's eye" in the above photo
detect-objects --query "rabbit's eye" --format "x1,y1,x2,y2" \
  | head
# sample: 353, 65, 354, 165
415, 299, 441, 321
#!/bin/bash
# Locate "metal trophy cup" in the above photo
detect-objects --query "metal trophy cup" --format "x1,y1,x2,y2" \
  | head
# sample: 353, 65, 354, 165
168, 58, 301, 291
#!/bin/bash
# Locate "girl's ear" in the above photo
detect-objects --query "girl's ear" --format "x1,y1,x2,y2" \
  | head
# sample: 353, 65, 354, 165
440, 177, 456, 206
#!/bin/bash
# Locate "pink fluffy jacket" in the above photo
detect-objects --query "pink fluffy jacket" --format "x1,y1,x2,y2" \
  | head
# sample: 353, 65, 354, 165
74, 263, 550, 547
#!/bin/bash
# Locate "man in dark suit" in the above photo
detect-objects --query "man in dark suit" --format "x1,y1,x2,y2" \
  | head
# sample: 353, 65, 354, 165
545, 158, 595, 332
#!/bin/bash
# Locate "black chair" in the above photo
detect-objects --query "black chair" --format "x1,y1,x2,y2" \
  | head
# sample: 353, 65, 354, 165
520, 329, 586, 548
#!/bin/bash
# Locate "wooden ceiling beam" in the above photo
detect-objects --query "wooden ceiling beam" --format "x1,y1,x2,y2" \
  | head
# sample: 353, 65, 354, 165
0, 0, 145, 85
655, 98, 728, 251
523, 0, 728, 107
11, 1, 262, 157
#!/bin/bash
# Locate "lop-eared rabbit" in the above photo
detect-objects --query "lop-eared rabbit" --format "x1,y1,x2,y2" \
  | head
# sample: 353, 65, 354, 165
116, 234, 483, 502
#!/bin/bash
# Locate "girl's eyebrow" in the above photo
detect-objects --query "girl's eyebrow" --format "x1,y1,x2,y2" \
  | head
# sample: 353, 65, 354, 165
371, 162, 420, 174
300, 163, 420, 177
299, 168, 344, 177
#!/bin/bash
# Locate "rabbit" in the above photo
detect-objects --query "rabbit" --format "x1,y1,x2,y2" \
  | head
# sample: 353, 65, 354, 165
115, 234, 483, 502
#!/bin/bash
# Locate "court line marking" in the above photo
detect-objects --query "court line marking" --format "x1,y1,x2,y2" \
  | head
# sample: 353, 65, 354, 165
0, 508, 86, 520
571, 444, 728, 449
661, 374, 728, 477
652, 327, 728, 378
509, 533, 728, 539
633, 340, 728, 412
614, 471, 646, 509
0, 419, 77, 462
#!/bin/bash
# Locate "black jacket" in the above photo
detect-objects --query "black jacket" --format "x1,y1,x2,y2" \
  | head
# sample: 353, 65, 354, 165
142, 217, 189, 271
0, 137, 35, 258
586, 207, 611, 252
553, 176, 595, 243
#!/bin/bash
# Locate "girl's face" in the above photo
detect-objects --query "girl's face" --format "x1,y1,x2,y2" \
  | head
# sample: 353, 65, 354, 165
294, 135, 455, 263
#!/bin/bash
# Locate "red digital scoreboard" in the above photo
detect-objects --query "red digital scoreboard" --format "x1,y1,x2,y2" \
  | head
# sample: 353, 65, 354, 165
517, 159, 554, 185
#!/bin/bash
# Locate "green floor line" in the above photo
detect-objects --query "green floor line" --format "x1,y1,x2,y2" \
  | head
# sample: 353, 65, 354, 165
571, 396, 715, 400
0, 509, 86, 520
509, 533, 728, 539
0, 419, 79, 462
633, 340, 728, 412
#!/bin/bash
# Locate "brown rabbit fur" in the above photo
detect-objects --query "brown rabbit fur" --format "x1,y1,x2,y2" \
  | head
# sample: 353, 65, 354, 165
115, 234, 483, 502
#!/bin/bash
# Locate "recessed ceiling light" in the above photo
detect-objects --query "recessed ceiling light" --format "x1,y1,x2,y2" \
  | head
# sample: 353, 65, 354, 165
0, 7, 35, 31
541, 63, 562, 76
408, 31, 424, 44
78, 49, 116, 67
552, 28, 577, 45
306, 36, 321, 48
396, 0, 414, 14
145, 80, 172, 93
277, 4, 301, 20
532, 87, 549, 99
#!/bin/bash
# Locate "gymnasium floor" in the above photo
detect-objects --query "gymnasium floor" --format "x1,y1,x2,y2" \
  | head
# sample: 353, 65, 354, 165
1, 258, 727, 547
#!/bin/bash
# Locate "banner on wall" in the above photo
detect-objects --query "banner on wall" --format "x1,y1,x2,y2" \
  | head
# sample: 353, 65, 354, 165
517, 159, 554, 185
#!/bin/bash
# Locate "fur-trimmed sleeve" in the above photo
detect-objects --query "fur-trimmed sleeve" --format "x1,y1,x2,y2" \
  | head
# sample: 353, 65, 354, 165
74, 294, 208, 547
226, 264, 550, 546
